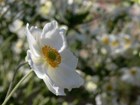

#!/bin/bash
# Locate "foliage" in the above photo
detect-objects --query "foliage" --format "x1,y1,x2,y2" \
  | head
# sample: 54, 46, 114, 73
0, 0, 140, 105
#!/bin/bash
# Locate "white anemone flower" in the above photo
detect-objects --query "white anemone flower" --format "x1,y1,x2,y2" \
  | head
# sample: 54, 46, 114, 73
25, 21, 84, 95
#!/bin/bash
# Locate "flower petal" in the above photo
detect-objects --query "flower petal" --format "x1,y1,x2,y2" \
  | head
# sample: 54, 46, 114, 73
26, 50, 46, 79
60, 48, 78, 70
26, 24, 41, 56
41, 20, 58, 37
30, 26, 42, 41
40, 21, 67, 51
47, 64, 84, 91
43, 75, 66, 96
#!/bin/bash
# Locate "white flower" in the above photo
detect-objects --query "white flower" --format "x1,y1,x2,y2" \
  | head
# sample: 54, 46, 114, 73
99, 34, 110, 45
85, 75, 97, 92
121, 67, 140, 87
119, 34, 134, 50
25, 21, 84, 95
99, 34, 137, 56
38, 0, 53, 17
9, 19, 23, 33
98, 34, 122, 55
12, 39, 24, 54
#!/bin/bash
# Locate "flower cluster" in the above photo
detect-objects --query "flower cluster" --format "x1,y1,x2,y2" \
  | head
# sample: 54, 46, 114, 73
1, 0, 140, 104
98, 33, 138, 56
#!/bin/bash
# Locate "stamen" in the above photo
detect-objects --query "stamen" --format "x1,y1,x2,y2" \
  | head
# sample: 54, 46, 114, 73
42, 45, 61, 68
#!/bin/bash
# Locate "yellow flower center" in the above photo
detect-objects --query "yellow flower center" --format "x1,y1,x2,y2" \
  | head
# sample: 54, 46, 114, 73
111, 40, 119, 47
42, 45, 61, 68
106, 84, 113, 91
130, 68, 137, 76
124, 37, 132, 49
102, 36, 109, 45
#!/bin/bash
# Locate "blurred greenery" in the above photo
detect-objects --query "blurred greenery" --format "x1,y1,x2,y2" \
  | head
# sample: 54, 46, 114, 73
1, 0, 140, 105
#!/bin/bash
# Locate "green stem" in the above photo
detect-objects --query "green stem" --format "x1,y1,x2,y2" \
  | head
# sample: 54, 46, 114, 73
5, 62, 28, 98
2, 70, 33, 105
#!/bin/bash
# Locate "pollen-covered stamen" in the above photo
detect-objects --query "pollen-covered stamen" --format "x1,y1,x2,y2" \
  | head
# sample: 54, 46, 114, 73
42, 45, 61, 68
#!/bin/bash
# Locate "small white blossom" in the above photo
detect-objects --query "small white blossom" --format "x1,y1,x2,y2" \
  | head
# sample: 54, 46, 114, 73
12, 39, 24, 54
85, 75, 97, 92
99, 34, 136, 56
9, 19, 23, 33
121, 67, 140, 87
38, 0, 53, 17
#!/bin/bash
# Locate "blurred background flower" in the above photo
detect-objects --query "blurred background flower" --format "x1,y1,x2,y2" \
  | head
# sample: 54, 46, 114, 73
1, 0, 140, 105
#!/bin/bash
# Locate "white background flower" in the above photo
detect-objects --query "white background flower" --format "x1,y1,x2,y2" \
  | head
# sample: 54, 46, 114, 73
121, 67, 140, 87
25, 21, 84, 95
